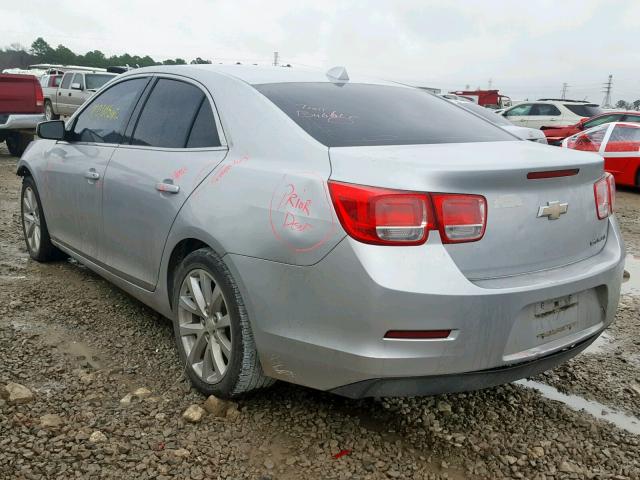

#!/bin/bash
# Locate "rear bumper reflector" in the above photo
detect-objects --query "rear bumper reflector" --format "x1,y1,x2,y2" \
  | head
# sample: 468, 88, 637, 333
527, 169, 579, 179
384, 330, 452, 339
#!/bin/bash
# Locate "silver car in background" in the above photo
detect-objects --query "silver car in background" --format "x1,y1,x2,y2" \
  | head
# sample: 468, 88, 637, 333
18, 65, 624, 398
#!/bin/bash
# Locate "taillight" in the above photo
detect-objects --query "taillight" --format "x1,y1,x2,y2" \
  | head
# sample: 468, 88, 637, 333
328, 181, 486, 245
432, 194, 487, 243
34, 83, 44, 109
327, 181, 432, 245
594, 173, 615, 219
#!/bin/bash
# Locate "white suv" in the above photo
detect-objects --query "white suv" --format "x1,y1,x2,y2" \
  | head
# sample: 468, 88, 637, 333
500, 100, 603, 129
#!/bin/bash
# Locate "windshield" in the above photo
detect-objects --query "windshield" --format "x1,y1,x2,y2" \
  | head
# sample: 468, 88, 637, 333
85, 74, 116, 90
563, 104, 603, 117
457, 101, 513, 126
255, 82, 514, 147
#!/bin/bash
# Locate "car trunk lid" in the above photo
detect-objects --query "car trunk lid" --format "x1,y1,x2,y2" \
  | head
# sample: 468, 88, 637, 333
328, 141, 608, 280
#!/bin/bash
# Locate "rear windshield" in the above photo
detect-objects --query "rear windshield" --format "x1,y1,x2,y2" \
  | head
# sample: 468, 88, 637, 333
85, 74, 116, 90
255, 82, 514, 147
563, 104, 603, 117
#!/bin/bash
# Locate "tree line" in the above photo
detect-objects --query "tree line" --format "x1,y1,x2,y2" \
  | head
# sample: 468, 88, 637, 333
0, 37, 213, 71
615, 100, 640, 111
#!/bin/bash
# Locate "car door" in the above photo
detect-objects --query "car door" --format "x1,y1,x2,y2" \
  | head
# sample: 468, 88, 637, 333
602, 123, 640, 184
68, 73, 86, 114
40, 77, 150, 259
56, 72, 73, 115
528, 103, 561, 128
100, 76, 227, 290
502, 103, 533, 127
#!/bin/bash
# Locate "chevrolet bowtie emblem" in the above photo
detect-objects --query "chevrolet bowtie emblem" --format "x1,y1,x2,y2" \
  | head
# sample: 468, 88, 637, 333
537, 201, 569, 220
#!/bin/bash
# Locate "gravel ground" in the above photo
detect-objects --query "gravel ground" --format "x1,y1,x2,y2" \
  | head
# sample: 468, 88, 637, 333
1, 144, 639, 480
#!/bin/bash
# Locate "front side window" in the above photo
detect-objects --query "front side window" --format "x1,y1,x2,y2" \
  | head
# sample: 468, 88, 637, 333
131, 79, 210, 148
255, 82, 512, 147
584, 114, 622, 129
52, 75, 62, 87
85, 74, 116, 91
72, 73, 84, 90
530, 104, 561, 116
70, 78, 148, 144
622, 114, 640, 123
60, 73, 72, 89
563, 103, 603, 117
504, 104, 532, 117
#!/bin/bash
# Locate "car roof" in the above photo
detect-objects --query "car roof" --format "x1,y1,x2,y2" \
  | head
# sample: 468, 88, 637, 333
123, 64, 403, 87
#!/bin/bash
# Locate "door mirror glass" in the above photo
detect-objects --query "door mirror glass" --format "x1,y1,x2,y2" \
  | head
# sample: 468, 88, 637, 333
37, 120, 66, 140
71, 82, 82, 90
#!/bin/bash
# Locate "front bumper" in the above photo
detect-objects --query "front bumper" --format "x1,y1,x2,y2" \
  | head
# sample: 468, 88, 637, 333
0, 113, 45, 131
227, 218, 624, 395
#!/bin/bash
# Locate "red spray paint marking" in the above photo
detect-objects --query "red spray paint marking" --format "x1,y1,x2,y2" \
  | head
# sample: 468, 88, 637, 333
171, 166, 188, 181
333, 449, 351, 459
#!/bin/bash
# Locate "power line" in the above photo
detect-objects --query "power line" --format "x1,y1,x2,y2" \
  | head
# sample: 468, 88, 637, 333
602, 74, 613, 108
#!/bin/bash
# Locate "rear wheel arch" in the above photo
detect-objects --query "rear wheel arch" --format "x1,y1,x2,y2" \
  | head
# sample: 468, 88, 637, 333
167, 238, 213, 309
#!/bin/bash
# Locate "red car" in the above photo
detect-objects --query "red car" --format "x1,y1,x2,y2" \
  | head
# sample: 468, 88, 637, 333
543, 111, 640, 145
563, 122, 640, 187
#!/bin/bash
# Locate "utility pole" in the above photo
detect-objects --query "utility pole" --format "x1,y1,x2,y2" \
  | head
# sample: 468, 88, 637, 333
601, 74, 613, 108
488, 78, 492, 90
561, 82, 569, 100
273, 51, 279, 67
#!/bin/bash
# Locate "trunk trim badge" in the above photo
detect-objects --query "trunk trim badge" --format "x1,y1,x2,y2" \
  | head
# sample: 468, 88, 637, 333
537, 201, 568, 220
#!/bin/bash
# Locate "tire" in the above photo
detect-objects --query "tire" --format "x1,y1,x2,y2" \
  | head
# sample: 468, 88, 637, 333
172, 248, 274, 398
44, 100, 59, 121
6, 133, 33, 157
20, 176, 65, 262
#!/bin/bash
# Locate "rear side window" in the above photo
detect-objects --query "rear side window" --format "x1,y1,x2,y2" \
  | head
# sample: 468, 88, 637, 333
131, 79, 208, 148
622, 114, 640, 123
530, 104, 561, 116
60, 73, 72, 89
71, 78, 148, 144
255, 82, 513, 147
186, 100, 220, 147
86, 74, 115, 90
563, 104, 603, 117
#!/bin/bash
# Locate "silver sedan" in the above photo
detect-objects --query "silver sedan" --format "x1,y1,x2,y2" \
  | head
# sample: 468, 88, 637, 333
17, 65, 624, 398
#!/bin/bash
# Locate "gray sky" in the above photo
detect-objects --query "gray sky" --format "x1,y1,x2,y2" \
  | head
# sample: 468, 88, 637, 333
3, 0, 639, 102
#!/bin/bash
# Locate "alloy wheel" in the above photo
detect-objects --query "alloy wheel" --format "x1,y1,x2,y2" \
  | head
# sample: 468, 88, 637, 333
45, 103, 53, 121
177, 269, 232, 383
22, 187, 41, 254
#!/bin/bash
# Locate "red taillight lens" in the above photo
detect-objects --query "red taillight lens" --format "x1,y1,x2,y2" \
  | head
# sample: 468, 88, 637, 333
594, 173, 615, 220
432, 194, 487, 243
34, 83, 44, 109
328, 181, 487, 245
328, 181, 431, 245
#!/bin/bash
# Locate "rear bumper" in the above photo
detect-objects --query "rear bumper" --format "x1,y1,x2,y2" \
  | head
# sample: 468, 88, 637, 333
330, 332, 598, 398
227, 217, 624, 395
0, 113, 45, 132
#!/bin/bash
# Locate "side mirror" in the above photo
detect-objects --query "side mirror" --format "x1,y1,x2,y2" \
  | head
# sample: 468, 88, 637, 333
577, 121, 586, 130
71, 82, 82, 90
37, 120, 66, 140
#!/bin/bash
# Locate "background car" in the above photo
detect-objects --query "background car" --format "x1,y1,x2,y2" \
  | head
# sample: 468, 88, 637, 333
0, 73, 44, 156
44, 70, 116, 118
449, 99, 547, 143
39, 73, 62, 120
543, 111, 640, 145
18, 65, 623, 399
563, 121, 640, 187
501, 99, 603, 129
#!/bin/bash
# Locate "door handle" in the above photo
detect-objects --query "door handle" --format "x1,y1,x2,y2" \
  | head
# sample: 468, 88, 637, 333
156, 182, 180, 194
68, 93, 72, 96
84, 170, 100, 180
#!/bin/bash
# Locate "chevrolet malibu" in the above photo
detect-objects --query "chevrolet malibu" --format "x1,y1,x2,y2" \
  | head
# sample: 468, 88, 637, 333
17, 65, 624, 398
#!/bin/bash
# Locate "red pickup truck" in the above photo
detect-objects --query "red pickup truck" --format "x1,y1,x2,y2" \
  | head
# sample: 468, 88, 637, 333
0, 74, 45, 156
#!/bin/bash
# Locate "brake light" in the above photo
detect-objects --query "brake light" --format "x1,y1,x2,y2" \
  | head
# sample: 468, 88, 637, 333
432, 194, 487, 243
34, 83, 44, 109
594, 173, 615, 219
328, 181, 487, 245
